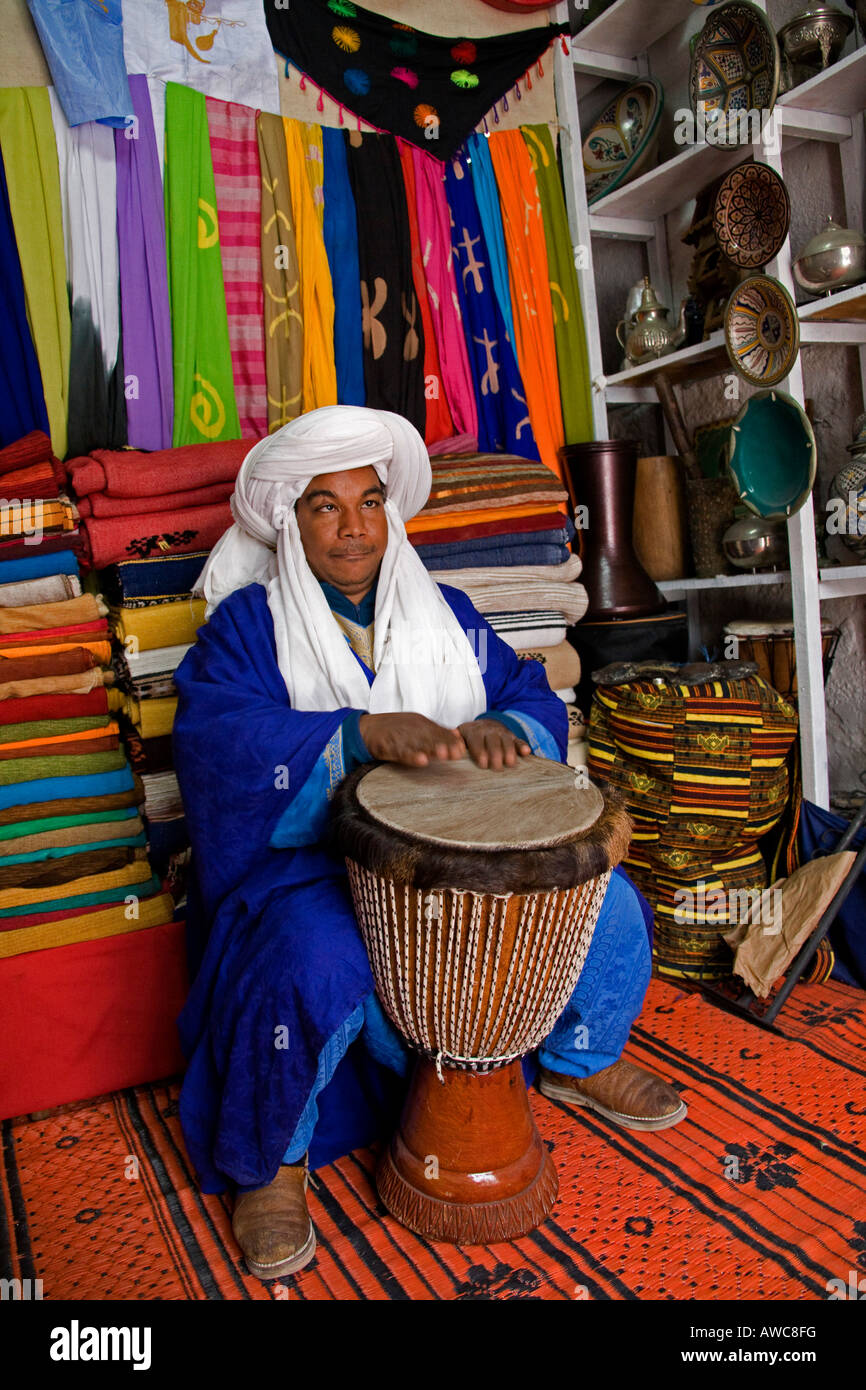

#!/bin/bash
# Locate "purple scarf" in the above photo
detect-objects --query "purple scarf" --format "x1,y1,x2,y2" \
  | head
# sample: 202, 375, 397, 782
114, 76, 173, 450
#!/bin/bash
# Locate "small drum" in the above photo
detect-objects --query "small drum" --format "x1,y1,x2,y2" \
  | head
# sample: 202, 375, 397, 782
332, 756, 632, 1245
724, 620, 840, 699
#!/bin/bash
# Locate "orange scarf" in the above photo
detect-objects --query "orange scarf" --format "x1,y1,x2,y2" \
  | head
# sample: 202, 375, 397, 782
488, 131, 565, 480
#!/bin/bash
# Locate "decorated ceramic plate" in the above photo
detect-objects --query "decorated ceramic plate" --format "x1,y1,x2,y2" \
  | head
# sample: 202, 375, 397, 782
728, 390, 816, 517
582, 78, 664, 205
713, 161, 791, 269
690, 0, 780, 142
724, 274, 800, 387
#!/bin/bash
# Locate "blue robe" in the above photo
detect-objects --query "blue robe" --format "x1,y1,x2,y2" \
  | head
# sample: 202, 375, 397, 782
174, 582, 650, 1193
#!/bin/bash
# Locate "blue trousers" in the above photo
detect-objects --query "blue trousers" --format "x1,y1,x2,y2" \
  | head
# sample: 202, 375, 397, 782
283, 870, 651, 1164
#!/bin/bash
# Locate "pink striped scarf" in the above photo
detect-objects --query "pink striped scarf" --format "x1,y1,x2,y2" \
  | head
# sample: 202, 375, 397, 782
204, 97, 267, 440
410, 148, 478, 442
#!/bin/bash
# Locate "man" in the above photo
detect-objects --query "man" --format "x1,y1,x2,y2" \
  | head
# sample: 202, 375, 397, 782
174, 405, 685, 1282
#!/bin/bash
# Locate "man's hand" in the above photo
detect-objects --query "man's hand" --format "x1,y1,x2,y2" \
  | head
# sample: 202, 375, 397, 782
458, 720, 531, 770
359, 713, 466, 768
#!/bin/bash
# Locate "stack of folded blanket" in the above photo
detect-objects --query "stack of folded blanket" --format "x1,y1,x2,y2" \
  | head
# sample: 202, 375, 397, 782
408, 454, 574, 571
408, 454, 588, 729
99, 552, 210, 899
67, 438, 255, 904
0, 432, 183, 1120
67, 439, 249, 570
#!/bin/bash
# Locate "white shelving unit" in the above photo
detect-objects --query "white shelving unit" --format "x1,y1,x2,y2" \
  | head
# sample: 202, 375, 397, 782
553, 0, 866, 810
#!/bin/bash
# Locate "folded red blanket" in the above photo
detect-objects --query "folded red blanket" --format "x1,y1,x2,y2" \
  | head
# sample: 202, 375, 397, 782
0, 532, 81, 562
0, 462, 62, 500
77, 480, 235, 518
0, 431, 65, 487
80, 502, 233, 570
68, 438, 253, 500
0, 688, 110, 726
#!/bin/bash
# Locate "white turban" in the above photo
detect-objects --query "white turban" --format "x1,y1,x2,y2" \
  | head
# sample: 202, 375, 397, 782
196, 406, 488, 726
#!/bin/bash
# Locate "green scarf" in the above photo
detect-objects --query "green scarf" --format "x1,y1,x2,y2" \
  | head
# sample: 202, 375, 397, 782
164, 83, 240, 447
521, 124, 593, 446
0, 88, 70, 458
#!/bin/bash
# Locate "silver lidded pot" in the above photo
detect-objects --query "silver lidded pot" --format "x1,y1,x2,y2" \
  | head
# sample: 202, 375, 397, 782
723, 514, 789, 571
778, 6, 853, 89
793, 216, 866, 295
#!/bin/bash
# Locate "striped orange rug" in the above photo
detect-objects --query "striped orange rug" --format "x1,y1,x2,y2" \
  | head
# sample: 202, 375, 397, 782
2, 979, 865, 1301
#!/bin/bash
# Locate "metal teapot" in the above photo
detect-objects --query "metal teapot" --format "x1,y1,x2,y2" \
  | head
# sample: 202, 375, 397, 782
616, 277, 687, 365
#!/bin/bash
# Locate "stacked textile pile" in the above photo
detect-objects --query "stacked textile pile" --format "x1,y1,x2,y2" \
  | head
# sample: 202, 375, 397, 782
66, 438, 253, 908
67, 438, 248, 571
0, 432, 183, 1120
100, 552, 210, 899
408, 452, 588, 755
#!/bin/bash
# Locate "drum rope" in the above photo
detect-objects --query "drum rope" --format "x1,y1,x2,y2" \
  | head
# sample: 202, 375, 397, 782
473, 894, 510, 1062
346, 861, 613, 1073
415, 891, 434, 1057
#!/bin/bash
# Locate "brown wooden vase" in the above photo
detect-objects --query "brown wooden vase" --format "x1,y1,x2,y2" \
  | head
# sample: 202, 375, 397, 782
559, 440, 665, 621
376, 1059, 558, 1245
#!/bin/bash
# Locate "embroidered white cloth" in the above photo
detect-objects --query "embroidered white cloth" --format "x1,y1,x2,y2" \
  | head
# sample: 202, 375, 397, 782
121, 0, 280, 113
197, 406, 489, 727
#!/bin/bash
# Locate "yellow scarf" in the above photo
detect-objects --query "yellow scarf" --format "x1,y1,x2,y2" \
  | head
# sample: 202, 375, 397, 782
283, 118, 337, 412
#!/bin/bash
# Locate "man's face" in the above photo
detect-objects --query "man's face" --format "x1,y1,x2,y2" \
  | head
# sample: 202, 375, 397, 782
295, 465, 388, 602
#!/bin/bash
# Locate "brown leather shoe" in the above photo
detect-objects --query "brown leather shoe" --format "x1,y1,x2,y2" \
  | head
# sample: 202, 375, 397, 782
538, 1059, 687, 1131
232, 1162, 316, 1280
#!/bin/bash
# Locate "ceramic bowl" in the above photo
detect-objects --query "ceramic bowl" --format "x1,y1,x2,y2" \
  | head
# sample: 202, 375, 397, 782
724, 274, 800, 387
690, 1, 780, 143
713, 161, 791, 269
582, 78, 664, 205
728, 390, 817, 518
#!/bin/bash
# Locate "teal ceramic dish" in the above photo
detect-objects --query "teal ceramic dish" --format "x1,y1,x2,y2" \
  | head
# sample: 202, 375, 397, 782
583, 78, 664, 205
727, 390, 817, 517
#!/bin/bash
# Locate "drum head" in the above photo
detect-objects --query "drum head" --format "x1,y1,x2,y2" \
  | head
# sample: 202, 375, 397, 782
356, 756, 604, 852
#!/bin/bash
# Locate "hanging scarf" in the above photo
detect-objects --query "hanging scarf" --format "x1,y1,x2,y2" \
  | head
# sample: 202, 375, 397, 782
396, 140, 455, 450
265, 0, 567, 162
0, 88, 70, 460
522, 124, 593, 446
26, 0, 134, 128
445, 150, 538, 459
256, 113, 303, 436
48, 91, 126, 458
204, 96, 267, 440
0, 150, 50, 449
302, 123, 326, 231
488, 129, 564, 478
283, 119, 338, 414
410, 146, 477, 442
198, 405, 486, 726
344, 132, 425, 434
466, 132, 516, 349
164, 83, 240, 449
114, 75, 173, 451
321, 127, 365, 408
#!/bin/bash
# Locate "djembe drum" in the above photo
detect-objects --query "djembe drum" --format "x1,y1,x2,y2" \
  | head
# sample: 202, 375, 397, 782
331, 756, 631, 1244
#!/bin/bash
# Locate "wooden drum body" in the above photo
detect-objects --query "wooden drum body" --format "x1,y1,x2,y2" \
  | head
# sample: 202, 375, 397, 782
332, 758, 631, 1245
